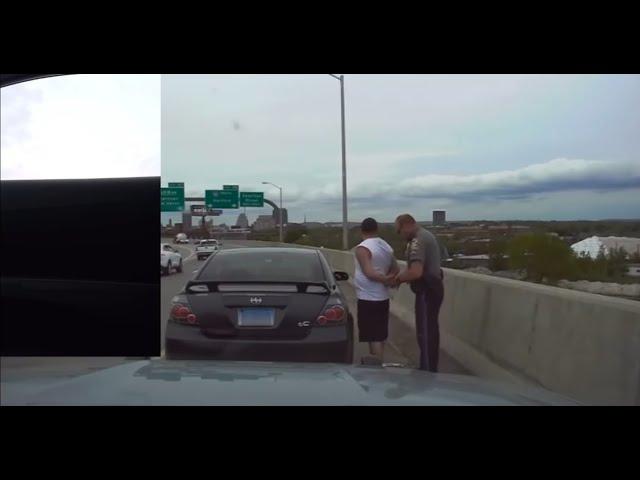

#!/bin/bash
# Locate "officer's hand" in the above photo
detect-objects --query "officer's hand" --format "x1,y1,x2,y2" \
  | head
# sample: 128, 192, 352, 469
382, 274, 396, 286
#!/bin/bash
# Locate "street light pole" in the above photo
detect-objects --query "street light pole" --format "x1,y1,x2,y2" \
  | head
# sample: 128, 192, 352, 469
329, 74, 348, 250
280, 187, 283, 243
262, 181, 283, 243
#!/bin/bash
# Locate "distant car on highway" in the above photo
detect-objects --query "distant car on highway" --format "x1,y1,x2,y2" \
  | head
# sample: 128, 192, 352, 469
161, 243, 183, 276
165, 247, 354, 363
174, 233, 189, 244
195, 239, 220, 260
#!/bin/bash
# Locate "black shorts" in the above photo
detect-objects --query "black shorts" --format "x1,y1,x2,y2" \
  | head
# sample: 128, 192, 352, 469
357, 299, 390, 342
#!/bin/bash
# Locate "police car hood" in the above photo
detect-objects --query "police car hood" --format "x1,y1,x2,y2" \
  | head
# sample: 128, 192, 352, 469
1, 359, 580, 405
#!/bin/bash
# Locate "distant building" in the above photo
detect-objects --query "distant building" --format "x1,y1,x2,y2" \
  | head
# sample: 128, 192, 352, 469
182, 212, 192, 233
272, 208, 288, 226
253, 215, 276, 231
571, 236, 640, 259
236, 213, 249, 229
451, 254, 490, 269
626, 264, 640, 277
433, 210, 446, 226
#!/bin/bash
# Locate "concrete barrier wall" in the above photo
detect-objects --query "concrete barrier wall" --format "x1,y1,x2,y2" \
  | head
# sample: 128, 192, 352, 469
317, 247, 640, 406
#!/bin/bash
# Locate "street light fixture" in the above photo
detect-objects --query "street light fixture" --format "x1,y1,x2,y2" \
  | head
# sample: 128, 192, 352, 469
262, 181, 283, 243
329, 74, 348, 250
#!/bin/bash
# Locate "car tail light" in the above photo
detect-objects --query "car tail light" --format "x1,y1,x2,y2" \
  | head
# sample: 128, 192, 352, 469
170, 303, 199, 326
315, 304, 345, 326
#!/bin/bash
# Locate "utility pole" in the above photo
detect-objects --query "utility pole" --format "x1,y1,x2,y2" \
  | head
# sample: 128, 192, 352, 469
329, 74, 349, 250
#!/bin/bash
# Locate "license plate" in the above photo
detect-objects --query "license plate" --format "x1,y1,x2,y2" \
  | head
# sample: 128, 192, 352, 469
237, 308, 275, 327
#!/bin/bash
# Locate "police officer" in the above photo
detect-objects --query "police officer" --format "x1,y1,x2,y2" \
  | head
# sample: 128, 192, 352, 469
391, 214, 444, 372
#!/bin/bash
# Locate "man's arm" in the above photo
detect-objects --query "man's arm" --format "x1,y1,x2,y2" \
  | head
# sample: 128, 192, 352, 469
355, 246, 388, 283
395, 260, 423, 284
388, 256, 400, 276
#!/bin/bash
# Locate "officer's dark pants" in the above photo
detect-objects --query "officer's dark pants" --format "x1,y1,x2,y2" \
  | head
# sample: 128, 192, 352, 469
414, 270, 444, 372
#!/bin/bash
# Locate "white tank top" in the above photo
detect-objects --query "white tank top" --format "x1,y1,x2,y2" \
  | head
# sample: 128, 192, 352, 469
354, 237, 394, 301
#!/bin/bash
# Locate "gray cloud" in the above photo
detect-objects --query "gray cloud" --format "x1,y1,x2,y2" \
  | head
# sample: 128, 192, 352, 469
283, 158, 640, 206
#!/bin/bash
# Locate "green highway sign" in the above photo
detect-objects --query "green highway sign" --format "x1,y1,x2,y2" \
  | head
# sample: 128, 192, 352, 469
223, 185, 239, 191
205, 189, 238, 209
240, 192, 264, 207
161, 187, 185, 212
168, 182, 184, 188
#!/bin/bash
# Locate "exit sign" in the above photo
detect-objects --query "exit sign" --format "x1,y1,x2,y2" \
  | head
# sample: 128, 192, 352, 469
240, 192, 264, 207
206, 189, 238, 209
161, 187, 185, 212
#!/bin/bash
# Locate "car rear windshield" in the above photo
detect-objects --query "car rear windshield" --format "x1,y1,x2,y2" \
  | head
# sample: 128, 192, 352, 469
201, 251, 325, 283
199, 241, 217, 246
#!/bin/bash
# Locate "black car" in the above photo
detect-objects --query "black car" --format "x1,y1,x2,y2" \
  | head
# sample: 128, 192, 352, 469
165, 247, 354, 363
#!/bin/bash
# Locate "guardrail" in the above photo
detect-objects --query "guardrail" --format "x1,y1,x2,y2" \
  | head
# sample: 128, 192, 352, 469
314, 246, 640, 405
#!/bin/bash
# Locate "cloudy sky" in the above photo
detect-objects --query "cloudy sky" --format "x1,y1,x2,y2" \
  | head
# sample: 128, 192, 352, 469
1, 74, 160, 180
162, 74, 640, 226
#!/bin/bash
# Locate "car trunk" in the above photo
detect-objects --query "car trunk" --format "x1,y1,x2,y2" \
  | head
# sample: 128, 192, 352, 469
186, 283, 330, 340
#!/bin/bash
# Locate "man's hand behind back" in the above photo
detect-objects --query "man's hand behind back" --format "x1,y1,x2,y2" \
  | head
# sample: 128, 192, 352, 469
385, 274, 401, 288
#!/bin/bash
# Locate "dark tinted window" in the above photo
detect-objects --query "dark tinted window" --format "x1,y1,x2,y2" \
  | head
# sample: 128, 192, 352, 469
201, 250, 325, 283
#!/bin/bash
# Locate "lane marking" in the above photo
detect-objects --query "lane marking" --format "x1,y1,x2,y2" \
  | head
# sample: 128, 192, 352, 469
174, 244, 196, 262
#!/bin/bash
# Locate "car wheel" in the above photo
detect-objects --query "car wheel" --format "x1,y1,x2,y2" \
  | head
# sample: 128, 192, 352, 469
176, 260, 183, 273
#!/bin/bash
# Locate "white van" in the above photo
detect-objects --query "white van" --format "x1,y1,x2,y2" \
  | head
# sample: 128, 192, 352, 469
174, 233, 189, 244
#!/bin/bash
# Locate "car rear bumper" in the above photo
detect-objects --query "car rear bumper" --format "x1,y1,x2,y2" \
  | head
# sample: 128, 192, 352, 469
165, 321, 352, 363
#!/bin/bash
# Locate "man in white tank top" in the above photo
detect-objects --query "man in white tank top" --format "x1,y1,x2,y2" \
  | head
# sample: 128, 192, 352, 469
354, 218, 399, 364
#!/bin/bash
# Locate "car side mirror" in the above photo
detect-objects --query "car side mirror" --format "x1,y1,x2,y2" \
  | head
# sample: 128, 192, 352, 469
334, 271, 349, 281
